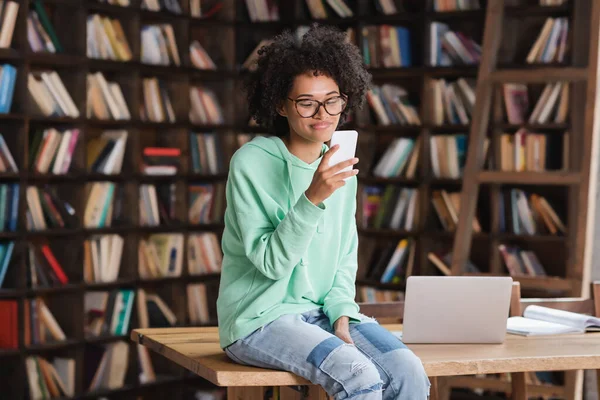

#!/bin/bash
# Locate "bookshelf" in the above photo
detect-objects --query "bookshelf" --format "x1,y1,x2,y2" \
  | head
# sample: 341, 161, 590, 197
0, 0, 597, 399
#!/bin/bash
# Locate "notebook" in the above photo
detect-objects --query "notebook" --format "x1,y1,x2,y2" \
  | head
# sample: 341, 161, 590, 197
507, 305, 600, 336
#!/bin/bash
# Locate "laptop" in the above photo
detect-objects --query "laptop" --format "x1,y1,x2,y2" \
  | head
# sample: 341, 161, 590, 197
401, 276, 513, 344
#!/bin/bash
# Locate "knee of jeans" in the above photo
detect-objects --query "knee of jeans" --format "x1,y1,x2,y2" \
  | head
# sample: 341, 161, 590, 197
390, 349, 430, 397
309, 339, 382, 399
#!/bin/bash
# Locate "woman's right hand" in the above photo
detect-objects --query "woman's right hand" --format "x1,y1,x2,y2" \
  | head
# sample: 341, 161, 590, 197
305, 145, 359, 206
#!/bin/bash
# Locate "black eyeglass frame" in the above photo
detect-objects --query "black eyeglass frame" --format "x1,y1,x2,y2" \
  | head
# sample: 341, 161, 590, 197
286, 95, 348, 118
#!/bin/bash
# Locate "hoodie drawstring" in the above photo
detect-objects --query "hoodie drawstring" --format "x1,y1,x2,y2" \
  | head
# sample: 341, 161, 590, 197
286, 159, 295, 210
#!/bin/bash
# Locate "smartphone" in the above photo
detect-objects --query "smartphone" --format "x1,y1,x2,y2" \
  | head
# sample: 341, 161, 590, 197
328, 130, 358, 180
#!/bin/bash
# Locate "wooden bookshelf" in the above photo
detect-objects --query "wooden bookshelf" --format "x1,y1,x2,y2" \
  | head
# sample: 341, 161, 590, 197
0, 0, 597, 399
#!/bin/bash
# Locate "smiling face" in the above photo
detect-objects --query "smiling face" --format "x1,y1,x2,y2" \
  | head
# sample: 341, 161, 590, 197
278, 72, 345, 144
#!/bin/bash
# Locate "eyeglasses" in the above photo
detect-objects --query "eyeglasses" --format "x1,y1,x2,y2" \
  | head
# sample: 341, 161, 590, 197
287, 95, 347, 118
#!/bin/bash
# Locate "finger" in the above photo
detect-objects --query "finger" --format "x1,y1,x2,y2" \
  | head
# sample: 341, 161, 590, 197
328, 169, 359, 182
319, 145, 339, 169
323, 157, 359, 177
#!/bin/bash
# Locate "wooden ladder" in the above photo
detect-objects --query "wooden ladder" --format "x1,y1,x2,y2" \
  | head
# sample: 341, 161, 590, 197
446, 0, 600, 399
450, 0, 600, 298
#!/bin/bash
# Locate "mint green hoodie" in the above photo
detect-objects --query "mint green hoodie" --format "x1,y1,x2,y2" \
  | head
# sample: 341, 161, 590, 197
217, 135, 361, 348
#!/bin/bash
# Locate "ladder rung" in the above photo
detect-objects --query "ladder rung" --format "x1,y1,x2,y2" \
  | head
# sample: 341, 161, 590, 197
478, 171, 581, 185
490, 67, 588, 83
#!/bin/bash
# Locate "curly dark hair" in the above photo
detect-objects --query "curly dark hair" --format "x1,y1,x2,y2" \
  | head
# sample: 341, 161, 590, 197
244, 24, 372, 135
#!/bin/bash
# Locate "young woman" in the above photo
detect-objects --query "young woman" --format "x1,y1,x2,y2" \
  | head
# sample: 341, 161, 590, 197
216, 25, 430, 400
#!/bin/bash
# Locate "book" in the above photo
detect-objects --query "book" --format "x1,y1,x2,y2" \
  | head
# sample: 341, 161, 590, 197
507, 305, 600, 336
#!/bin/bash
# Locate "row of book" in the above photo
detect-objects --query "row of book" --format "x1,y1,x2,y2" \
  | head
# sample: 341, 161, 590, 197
25, 297, 68, 345
190, 133, 226, 174
0, 1, 18, 49
141, 24, 180, 66
372, 137, 418, 178
30, 128, 80, 174
430, 134, 467, 179
142, 77, 176, 123
27, 6, 63, 54
22, 73, 568, 126
430, 22, 481, 66
139, 183, 177, 225
306, 0, 354, 19
85, 289, 134, 337
499, 244, 548, 277
189, 183, 226, 224
138, 233, 184, 277
498, 129, 567, 172
367, 84, 421, 126
28, 71, 79, 118
366, 238, 415, 284
429, 188, 565, 235
138, 232, 222, 278
2, 129, 250, 177
87, 72, 131, 121
87, 14, 133, 62
23, 180, 228, 231
27, 242, 70, 288
432, 189, 482, 233
500, 189, 565, 235
4, 231, 221, 290
84, 235, 124, 283
25, 343, 223, 398
26, 186, 77, 231
361, 186, 418, 231
25, 356, 75, 399
526, 17, 569, 64
361, 25, 412, 68
431, 78, 476, 125
503, 81, 569, 125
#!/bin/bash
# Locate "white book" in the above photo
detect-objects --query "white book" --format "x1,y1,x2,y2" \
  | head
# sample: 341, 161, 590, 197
94, 73, 121, 120
507, 305, 600, 336
41, 72, 70, 116
109, 83, 130, 120
50, 71, 80, 118
0, 2, 19, 48
52, 130, 72, 174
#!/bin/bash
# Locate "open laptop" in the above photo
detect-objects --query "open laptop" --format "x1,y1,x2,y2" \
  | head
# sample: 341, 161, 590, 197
400, 276, 513, 344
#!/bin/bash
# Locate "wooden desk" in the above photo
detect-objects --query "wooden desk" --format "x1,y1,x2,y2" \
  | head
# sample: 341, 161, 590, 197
131, 325, 600, 400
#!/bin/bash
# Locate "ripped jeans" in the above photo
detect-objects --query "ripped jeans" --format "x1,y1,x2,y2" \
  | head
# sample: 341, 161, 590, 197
224, 308, 430, 399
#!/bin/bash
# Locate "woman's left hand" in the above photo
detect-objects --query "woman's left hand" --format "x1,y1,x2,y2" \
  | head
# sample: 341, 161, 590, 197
334, 316, 354, 345
335, 327, 354, 345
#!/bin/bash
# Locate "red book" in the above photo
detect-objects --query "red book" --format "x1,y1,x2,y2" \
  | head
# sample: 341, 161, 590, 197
41, 245, 69, 285
143, 147, 181, 157
0, 300, 17, 349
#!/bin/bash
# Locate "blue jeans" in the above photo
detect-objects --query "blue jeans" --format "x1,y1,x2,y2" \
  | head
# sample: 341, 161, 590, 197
224, 308, 430, 399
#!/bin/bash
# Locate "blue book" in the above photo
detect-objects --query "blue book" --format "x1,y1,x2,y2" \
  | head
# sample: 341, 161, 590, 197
397, 27, 412, 67
0, 64, 17, 114
0, 185, 6, 231
0, 242, 15, 288
190, 133, 201, 173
